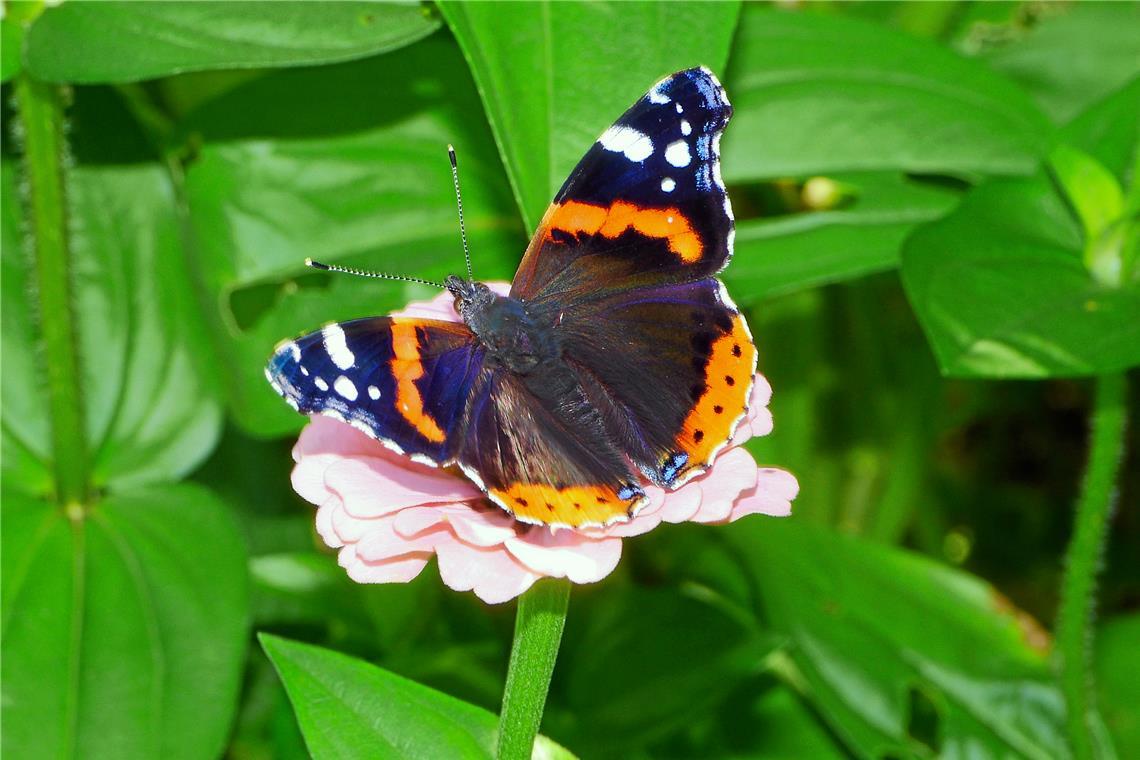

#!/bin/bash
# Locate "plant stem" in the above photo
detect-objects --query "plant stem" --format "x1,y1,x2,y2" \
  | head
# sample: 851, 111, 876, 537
15, 76, 90, 509
1056, 373, 1129, 759
496, 578, 571, 760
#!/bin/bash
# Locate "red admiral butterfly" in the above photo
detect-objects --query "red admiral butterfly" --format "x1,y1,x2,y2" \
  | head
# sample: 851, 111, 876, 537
267, 67, 754, 528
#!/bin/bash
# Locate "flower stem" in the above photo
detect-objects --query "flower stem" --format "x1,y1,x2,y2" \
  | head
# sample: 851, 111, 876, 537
15, 75, 90, 510
496, 578, 571, 760
1056, 373, 1129, 759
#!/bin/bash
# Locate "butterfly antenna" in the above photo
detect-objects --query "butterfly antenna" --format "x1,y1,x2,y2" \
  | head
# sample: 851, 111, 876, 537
304, 259, 445, 290
448, 144, 474, 281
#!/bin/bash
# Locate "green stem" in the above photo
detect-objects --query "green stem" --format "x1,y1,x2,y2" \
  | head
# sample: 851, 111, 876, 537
1056, 373, 1129, 759
496, 578, 571, 760
15, 76, 90, 509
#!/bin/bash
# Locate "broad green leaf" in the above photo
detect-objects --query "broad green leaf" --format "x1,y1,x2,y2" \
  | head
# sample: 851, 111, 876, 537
726, 173, 960, 302
1097, 615, 1140, 757
439, 0, 741, 229
1059, 78, 1140, 191
1, 484, 250, 760
1, 161, 222, 494
1049, 144, 1125, 243
1, 17, 23, 82
23, 1, 440, 83
723, 7, 1054, 182
983, 2, 1140, 124
900, 170, 1140, 378
180, 36, 524, 436
260, 634, 575, 760
557, 586, 776, 754
728, 520, 1066, 759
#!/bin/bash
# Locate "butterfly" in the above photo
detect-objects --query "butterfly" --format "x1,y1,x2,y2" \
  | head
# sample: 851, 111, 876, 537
266, 67, 754, 528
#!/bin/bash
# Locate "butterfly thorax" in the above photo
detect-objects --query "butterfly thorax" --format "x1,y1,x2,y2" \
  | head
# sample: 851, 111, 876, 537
446, 276, 557, 374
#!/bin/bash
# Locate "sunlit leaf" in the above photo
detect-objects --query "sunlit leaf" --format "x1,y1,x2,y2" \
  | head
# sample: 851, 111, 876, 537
727, 173, 960, 302
724, 7, 1054, 181
983, 3, 1140, 123
1, 485, 249, 759
1, 161, 222, 494
261, 634, 576, 760
180, 36, 524, 436
23, 1, 440, 83
729, 520, 1067, 759
440, 0, 741, 229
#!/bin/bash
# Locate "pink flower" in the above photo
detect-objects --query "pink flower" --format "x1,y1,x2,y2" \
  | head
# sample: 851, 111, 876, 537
290, 285, 798, 604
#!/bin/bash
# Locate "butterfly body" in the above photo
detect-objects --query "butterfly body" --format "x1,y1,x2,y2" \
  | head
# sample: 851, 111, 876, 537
267, 67, 755, 528
447, 276, 556, 374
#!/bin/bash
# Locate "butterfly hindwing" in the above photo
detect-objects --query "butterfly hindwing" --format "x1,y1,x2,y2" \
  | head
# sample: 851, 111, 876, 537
549, 277, 756, 488
267, 317, 484, 464
456, 367, 646, 526
512, 67, 734, 302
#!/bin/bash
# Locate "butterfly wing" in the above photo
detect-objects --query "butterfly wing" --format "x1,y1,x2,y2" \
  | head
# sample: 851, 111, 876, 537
511, 67, 734, 302
510, 66, 754, 489
266, 317, 484, 465
455, 366, 646, 527
551, 278, 757, 489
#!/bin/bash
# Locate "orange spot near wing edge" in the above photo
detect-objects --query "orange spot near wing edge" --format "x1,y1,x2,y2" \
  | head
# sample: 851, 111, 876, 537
490, 482, 641, 527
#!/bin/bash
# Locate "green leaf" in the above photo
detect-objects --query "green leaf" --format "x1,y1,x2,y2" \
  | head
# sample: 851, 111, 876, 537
900, 170, 1140, 378
726, 173, 961, 302
1097, 615, 1140, 757
179, 37, 524, 436
1, 16, 23, 83
1049, 144, 1125, 244
983, 2, 1140, 124
1059, 78, 1140, 189
723, 7, 1054, 182
728, 520, 1066, 759
23, 1, 440, 83
1, 484, 250, 760
1, 160, 222, 494
260, 634, 575, 760
558, 586, 775, 754
439, 0, 741, 229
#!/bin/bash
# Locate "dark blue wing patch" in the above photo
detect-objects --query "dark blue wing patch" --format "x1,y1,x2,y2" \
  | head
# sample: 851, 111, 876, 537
266, 318, 484, 465
512, 67, 735, 300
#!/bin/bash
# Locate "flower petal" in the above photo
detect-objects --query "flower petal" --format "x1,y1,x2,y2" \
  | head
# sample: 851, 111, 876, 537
658, 482, 704, 524
355, 516, 446, 561
325, 457, 481, 518
347, 553, 432, 584
727, 468, 799, 521
435, 535, 541, 604
505, 529, 623, 584
689, 447, 760, 523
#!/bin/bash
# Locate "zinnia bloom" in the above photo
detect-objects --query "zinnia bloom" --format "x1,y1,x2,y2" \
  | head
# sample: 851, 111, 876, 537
290, 285, 798, 603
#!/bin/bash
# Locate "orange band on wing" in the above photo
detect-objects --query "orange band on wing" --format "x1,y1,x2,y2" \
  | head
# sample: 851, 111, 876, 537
389, 319, 447, 443
546, 200, 703, 263
675, 313, 756, 467
490, 483, 642, 527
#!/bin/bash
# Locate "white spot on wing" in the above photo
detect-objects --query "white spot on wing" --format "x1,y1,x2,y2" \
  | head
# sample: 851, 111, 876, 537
661, 177, 676, 193
314, 377, 329, 391
286, 342, 301, 361
300, 365, 309, 376
675, 102, 684, 113
598, 125, 653, 162
665, 140, 691, 167
322, 323, 355, 370
680, 119, 692, 136
334, 375, 358, 401
648, 85, 670, 105
367, 385, 381, 400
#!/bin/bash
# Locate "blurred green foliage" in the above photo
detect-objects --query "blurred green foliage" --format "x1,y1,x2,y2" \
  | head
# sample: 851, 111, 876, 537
2, 2, 1138, 759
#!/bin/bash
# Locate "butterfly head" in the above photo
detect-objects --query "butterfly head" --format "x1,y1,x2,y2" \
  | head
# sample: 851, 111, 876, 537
445, 275, 495, 315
